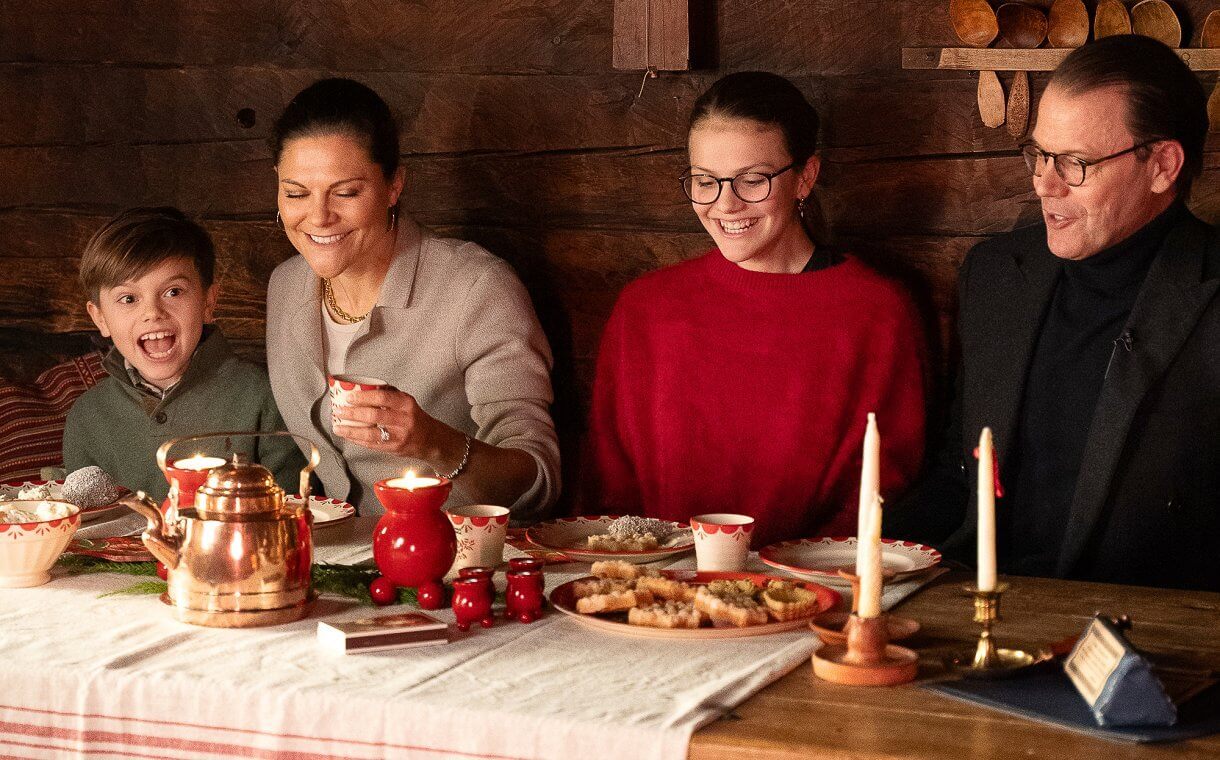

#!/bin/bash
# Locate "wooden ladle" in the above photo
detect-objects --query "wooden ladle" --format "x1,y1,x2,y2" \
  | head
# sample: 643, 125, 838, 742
1203, 12, 1220, 131
997, 3, 1048, 138
1047, 0, 1089, 49
1094, 0, 1132, 39
950, 0, 1004, 128
1131, 0, 1182, 48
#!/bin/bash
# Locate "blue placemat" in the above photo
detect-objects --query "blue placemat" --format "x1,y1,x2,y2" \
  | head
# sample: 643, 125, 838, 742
926, 668, 1220, 744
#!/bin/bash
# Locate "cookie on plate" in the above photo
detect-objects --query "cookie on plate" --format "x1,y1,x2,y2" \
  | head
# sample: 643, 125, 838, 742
572, 577, 632, 599
591, 560, 658, 580
635, 575, 696, 602
628, 601, 703, 629
760, 580, 819, 621
576, 588, 656, 614
693, 586, 769, 627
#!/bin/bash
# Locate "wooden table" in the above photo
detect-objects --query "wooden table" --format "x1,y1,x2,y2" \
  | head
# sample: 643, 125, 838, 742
691, 573, 1220, 760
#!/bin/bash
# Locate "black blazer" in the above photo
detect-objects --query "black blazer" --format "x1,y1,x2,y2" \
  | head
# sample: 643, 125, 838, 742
890, 211, 1220, 591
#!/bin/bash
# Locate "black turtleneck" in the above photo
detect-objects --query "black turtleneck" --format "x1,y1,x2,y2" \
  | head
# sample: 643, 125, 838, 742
1001, 202, 1185, 576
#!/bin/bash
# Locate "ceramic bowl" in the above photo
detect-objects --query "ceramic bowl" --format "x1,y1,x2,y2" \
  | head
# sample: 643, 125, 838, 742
0, 500, 81, 587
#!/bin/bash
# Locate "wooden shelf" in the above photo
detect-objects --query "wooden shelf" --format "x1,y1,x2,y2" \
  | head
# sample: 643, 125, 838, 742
902, 47, 1220, 72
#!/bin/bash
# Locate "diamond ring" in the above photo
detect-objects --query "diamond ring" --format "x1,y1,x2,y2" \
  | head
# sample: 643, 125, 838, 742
377, 424, 390, 443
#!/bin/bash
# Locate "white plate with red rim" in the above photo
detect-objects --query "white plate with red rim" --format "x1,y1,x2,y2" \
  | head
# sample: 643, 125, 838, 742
0, 479, 126, 523
759, 536, 942, 585
526, 515, 694, 564
286, 495, 356, 528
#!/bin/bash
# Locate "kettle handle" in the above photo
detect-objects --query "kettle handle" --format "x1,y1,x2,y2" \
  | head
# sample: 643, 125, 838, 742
156, 432, 322, 500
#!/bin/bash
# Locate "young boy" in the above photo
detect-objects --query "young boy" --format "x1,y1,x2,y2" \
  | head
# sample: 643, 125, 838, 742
63, 207, 305, 501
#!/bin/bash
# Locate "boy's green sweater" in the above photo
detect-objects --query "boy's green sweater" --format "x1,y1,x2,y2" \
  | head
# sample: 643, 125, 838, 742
63, 329, 306, 502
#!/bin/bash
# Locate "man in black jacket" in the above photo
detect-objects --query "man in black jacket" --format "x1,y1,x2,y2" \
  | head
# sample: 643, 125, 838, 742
889, 36, 1220, 591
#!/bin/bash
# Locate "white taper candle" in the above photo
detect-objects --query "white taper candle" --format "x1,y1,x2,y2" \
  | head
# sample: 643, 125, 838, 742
977, 427, 997, 592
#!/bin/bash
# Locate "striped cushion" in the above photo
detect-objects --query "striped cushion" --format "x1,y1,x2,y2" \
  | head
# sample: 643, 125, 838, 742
0, 353, 108, 482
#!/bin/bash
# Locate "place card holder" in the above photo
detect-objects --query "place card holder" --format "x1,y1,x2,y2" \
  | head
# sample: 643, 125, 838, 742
1064, 614, 1176, 727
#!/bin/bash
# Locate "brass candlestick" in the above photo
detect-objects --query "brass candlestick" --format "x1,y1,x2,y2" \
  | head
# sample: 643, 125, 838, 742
950, 583, 1048, 678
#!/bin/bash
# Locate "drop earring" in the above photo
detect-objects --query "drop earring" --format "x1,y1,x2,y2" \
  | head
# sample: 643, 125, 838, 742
388, 206, 398, 232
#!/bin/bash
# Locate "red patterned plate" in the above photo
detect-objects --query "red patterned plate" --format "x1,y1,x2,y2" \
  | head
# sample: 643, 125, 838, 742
550, 570, 841, 639
759, 536, 942, 586
286, 495, 356, 528
0, 479, 126, 524
65, 535, 155, 563
526, 515, 694, 564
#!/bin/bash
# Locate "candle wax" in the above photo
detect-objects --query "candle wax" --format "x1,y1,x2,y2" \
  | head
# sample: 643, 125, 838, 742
386, 476, 443, 491
172, 455, 226, 471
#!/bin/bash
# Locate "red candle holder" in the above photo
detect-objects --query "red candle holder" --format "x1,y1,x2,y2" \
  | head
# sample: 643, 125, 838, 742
508, 557, 544, 573
452, 577, 495, 631
505, 569, 544, 623
372, 476, 456, 611
163, 456, 226, 516
457, 566, 495, 602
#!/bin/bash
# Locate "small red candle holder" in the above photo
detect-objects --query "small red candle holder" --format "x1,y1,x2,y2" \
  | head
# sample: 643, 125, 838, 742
457, 566, 495, 602
452, 577, 495, 631
508, 557, 545, 573
372, 476, 456, 611
505, 569, 544, 623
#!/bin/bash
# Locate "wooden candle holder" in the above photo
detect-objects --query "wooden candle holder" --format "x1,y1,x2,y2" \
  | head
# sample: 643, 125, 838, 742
812, 613, 919, 686
811, 569, 921, 646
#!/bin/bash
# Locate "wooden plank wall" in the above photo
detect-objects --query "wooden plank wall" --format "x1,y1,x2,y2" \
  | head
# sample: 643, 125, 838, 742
3, 0, 1219, 494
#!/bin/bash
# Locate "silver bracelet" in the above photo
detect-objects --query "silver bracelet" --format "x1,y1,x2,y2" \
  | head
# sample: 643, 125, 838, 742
439, 434, 472, 480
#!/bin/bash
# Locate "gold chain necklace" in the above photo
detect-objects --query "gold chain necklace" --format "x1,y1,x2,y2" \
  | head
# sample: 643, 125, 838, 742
322, 278, 369, 324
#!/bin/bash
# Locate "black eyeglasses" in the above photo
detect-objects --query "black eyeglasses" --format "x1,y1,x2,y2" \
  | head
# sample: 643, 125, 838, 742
680, 163, 796, 204
1019, 141, 1156, 187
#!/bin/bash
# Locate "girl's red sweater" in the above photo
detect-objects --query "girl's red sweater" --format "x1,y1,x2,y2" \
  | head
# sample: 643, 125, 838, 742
583, 250, 928, 548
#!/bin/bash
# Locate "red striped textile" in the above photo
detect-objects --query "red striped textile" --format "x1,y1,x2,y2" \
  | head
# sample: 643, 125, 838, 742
0, 353, 107, 482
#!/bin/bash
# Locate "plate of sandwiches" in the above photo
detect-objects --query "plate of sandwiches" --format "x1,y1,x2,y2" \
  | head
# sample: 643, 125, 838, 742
550, 560, 841, 639
0, 479, 127, 523
285, 495, 356, 528
759, 536, 942, 585
526, 515, 695, 564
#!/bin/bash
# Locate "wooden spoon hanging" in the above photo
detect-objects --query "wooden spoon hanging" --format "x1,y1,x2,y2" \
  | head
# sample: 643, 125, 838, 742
949, 0, 1004, 128
1094, 0, 1132, 39
1203, 12, 1220, 131
1131, 0, 1182, 47
1047, 0, 1089, 49
997, 3, 1048, 138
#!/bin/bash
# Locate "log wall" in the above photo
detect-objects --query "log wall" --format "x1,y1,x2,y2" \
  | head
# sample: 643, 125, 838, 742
3, 0, 1219, 494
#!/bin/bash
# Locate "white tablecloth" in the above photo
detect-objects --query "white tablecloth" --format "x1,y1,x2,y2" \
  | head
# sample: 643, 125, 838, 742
0, 516, 939, 760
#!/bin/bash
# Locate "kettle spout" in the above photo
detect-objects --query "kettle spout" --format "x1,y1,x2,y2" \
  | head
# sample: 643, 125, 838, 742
119, 492, 181, 570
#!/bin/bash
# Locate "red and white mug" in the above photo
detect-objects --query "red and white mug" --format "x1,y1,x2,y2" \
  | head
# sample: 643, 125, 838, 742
690, 513, 755, 572
445, 504, 510, 572
327, 374, 388, 429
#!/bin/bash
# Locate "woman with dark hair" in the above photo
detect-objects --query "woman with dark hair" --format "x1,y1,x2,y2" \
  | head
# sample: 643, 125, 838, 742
583, 72, 927, 547
265, 78, 559, 522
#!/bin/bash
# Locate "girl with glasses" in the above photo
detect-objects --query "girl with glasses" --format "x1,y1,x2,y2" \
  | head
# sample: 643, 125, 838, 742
582, 72, 928, 547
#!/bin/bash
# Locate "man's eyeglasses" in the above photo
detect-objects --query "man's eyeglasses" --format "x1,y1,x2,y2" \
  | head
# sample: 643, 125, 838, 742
1019, 141, 1155, 187
680, 163, 795, 204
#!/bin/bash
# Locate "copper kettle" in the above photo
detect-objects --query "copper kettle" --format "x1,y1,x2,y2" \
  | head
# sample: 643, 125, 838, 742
123, 431, 321, 628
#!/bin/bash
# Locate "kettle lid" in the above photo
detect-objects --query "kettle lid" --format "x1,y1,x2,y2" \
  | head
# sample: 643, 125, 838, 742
195, 454, 282, 516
